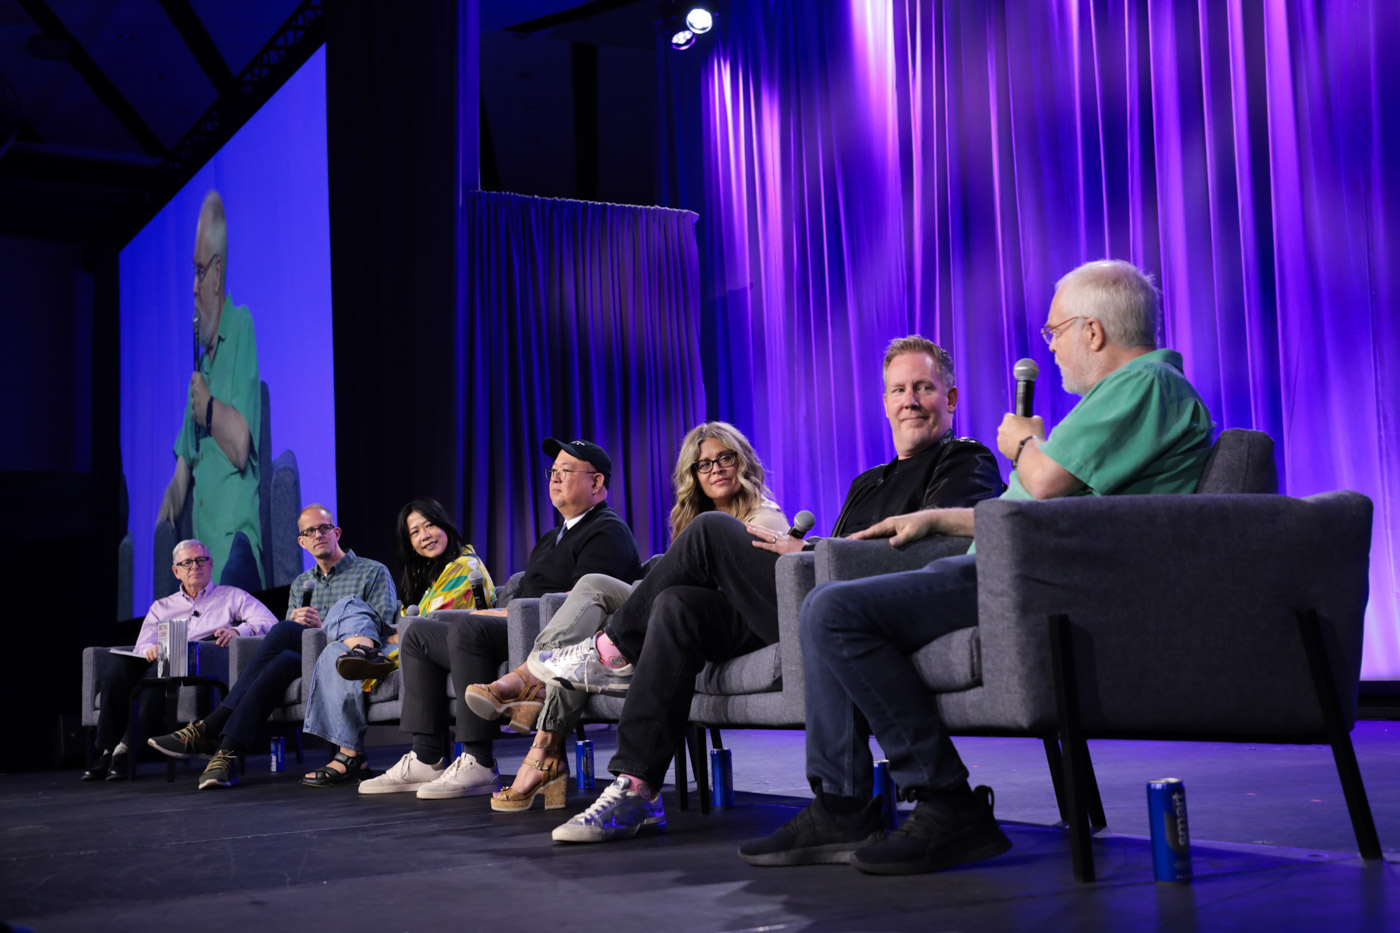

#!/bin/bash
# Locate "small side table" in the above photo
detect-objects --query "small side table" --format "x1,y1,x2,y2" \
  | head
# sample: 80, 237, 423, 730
129, 675, 229, 782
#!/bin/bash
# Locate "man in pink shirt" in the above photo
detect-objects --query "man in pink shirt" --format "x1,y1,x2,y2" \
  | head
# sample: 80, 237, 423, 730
83, 539, 277, 781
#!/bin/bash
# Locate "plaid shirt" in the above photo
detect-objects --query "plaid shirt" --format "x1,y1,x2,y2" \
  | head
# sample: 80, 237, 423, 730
286, 549, 397, 624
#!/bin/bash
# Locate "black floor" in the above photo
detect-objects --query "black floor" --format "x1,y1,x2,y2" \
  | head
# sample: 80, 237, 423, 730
4, 723, 1399, 932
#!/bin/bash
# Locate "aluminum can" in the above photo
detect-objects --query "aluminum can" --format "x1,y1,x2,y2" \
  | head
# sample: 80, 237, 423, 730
454, 741, 465, 761
1147, 778, 1192, 883
873, 759, 898, 831
710, 748, 734, 809
270, 736, 285, 772
576, 739, 595, 790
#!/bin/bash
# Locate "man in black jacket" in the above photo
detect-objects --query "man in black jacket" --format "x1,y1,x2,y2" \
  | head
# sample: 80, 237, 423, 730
365, 438, 642, 800
539, 336, 1004, 843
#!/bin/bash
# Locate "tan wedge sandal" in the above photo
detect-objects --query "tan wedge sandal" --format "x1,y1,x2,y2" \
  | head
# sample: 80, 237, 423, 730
490, 742, 569, 812
463, 665, 545, 734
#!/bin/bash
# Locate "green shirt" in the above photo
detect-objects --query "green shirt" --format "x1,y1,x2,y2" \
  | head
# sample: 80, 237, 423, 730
1003, 349, 1214, 500
174, 296, 263, 586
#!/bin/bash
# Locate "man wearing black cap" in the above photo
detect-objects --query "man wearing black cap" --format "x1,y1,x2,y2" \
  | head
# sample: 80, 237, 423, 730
368, 438, 642, 800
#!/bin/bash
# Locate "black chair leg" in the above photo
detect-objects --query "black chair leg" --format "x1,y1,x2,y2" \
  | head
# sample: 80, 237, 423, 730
688, 725, 712, 815
1050, 613, 1096, 883
1296, 609, 1383, 860
675, 736, 689, 811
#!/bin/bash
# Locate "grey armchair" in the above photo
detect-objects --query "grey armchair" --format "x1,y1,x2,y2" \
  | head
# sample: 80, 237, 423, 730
969, 489, 1379, 881
81, 641, 231, 774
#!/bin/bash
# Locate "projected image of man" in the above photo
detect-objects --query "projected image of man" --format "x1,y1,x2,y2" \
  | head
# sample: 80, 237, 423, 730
157, 190, 263, 592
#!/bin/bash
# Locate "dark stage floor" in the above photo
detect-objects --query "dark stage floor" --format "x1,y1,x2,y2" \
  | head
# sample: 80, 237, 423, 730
3, 723, 1398, 932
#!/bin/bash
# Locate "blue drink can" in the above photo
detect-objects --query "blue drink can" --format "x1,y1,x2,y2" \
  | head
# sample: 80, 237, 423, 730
454, 741, 465, 761
710, 748, 734, 809
270, 736, 284, 772
576, 739, 595, 791
873, 760, 898, 831
1147, 778, 1192, 883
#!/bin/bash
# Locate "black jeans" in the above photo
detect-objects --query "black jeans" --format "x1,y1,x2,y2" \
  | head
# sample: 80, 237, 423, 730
218, 618, 304, 748
94, 652, 166, 750
399, 614, 508, 748
605, 512, 778, 786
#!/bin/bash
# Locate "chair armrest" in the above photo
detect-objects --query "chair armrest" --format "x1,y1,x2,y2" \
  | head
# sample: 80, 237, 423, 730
972, 492, 1372, 734
507, 598, 544, 670
229, 636, 262, 689
193, 641, 230, 684
815, 535, 972, 583
774, 551, 816, 713
302, 626, 328, 690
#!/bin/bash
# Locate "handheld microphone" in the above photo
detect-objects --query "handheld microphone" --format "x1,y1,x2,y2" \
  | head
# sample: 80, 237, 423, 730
1013, 358, 1039, 417
300, 579, 317, 609
468, 570, 489, 610
787, 510, 816, 540
193, 320, 202, 452
403, 604, 420, 617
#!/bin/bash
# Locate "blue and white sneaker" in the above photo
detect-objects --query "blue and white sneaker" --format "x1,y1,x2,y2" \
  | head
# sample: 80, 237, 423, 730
528, 638, 633, 696
552, 777, 666, 843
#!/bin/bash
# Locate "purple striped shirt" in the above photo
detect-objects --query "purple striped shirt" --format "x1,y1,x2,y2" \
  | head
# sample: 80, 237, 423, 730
134, 583, 279, 651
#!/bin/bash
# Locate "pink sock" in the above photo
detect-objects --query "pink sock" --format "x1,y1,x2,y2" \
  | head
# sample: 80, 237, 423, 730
619, 773, 654, 798
594, 631, 629, 669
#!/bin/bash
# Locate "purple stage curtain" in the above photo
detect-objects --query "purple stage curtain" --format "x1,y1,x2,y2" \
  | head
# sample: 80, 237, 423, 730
460, 191, 706, 576
663, 0, 1399, 678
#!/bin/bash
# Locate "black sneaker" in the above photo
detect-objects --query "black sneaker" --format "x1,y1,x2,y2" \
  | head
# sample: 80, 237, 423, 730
81, 750, 113, 782
850, 785, 1011, 875
198, 750, 240, 789
105, 747, 131, 781
148, 721, 218, 760
738, 793, 887, 866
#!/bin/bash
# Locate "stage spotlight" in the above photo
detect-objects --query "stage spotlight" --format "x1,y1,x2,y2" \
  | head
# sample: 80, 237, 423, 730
670, 27, 696, 50
685, 7, 714, 33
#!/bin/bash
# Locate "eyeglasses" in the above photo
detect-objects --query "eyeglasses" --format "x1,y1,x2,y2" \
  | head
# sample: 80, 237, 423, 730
1041, 316, 1086, 347
194, 256, 216, 287
546, 467, 599, 482
298, 523, 336, 539
175, 556, 212, 570
694, 450, 738, 474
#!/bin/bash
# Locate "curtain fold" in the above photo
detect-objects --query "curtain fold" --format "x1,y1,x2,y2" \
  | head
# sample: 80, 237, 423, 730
664, 0, 1398, 677
461, 192, 706, 576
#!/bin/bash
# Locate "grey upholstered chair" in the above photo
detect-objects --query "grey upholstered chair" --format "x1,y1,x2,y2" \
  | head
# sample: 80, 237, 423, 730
80, 641, 231, 773
966, 489, 1379, 881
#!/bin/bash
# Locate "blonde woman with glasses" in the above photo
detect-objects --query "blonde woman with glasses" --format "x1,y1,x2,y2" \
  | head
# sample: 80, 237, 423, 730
465, 421, 786, 811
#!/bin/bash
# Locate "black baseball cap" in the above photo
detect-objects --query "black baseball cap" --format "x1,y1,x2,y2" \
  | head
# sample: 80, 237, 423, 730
543, 437, 612, 482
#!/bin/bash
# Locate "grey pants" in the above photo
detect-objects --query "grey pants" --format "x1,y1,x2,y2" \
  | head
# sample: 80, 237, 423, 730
534, 573, 636, 733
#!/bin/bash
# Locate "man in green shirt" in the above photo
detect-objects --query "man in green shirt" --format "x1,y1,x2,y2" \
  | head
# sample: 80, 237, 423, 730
739, 259, 1214, 876
156, 190, 263, 592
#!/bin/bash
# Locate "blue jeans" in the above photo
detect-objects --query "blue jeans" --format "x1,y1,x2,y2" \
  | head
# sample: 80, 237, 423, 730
302, 597, 393, 751
802, 553, 980, 799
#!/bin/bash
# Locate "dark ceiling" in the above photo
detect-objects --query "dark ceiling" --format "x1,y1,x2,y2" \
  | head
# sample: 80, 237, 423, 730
0, 0, 664, 243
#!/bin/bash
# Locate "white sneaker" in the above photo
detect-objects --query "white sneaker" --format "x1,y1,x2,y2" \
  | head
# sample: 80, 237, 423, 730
358, 751, 444, 795
529, 638, 634, 696
416, 753, 502, 799
552, 776, 666, 843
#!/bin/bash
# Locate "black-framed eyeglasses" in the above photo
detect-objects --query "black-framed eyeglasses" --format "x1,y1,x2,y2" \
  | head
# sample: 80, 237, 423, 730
298, 523, 336, 539
175, 556, 212, 570
694, 450, 738, 474
1041, 316, 1086, 347
546, 467, 599, 482
194, 256, 216, 287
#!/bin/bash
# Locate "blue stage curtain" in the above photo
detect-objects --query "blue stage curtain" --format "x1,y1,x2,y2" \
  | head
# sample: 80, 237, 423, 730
460, 191, 706, 576
661, 0, 1399, 677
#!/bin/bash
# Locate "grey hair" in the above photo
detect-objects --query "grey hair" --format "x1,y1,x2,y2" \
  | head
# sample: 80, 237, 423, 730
172, 539, 207, 562
198, 189, 227, 285
1055, 260, 1159, 349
